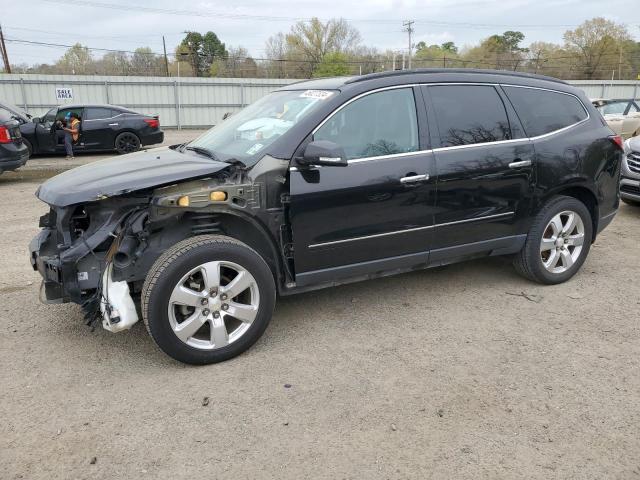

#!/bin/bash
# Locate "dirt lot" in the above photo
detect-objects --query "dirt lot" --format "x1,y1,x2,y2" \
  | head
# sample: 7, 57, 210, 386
1, 170, 639, 478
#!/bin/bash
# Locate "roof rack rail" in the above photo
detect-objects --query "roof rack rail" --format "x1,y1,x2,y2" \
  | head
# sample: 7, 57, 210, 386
344, 68, 567, 85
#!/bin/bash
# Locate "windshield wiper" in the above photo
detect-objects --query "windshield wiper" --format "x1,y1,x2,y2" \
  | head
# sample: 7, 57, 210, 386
184, 145, 220, 161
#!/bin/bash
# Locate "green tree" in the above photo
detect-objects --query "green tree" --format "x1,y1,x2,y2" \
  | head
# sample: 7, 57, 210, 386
564, 17, 631, 79
131, 47, 163, 75
313, 52, 350, 77
56, 43, 94, 74
180, 31, 227, 76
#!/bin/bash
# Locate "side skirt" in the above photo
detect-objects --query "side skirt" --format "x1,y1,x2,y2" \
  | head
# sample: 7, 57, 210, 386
282, 235, 527, 296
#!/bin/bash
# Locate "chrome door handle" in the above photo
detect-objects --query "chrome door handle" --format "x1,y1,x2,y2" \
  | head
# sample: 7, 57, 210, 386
400, 174, 429, 184
508, 160, 531, 169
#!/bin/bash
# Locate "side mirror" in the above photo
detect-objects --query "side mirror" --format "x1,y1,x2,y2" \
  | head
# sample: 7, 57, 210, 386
299, 140, 348, 167
32, 117, 40, 123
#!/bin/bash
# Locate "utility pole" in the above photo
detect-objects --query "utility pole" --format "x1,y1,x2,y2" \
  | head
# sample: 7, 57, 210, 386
0, 25, 11, 74
162, 35, 169, 77
403, 20, 414, 70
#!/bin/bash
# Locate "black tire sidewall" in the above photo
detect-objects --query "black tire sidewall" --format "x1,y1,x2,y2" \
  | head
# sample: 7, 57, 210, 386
526, 197, 593, 284
115, 132, 140, 155
145, 240, 275, 364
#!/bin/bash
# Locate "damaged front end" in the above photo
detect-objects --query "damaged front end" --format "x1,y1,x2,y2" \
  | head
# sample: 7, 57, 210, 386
29, 195, 151, 328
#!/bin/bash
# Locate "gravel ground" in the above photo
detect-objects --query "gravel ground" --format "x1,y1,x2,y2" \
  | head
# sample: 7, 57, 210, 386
1, 174, 639, 479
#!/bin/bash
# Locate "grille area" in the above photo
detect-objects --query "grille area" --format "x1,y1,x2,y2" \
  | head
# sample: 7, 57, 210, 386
621, 184, 640, 196
627, 152, 640, 174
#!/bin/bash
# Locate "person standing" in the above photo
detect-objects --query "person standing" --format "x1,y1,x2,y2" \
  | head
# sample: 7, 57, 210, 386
62, 112, 80, 160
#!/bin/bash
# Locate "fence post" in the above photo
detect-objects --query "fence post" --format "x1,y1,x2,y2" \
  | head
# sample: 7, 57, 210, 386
634, 81, 638, 100
240, 82, 245, 107
104, 80, 110, 104
173, 79, 181, 130
600, 83, 606, 98
19, 77, 28, 112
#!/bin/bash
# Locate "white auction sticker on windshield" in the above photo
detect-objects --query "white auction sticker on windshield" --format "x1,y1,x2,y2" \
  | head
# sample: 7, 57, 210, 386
246, 143, 264, 155
300, 90, 334, 100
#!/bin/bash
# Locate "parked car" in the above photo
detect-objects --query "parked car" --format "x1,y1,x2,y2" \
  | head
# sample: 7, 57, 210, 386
30, 69, 623, 364
0, 102, 164, 157
621, 136, 640, 206
0, 107, 29, 174
592, 98, 640, 139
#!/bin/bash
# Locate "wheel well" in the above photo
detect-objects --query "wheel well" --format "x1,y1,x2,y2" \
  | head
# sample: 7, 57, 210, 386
183, 212, 284, 285
553, 186, 599, 240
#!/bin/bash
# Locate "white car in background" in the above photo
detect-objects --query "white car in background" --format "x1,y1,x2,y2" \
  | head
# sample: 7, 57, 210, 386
592, 98, 640, 139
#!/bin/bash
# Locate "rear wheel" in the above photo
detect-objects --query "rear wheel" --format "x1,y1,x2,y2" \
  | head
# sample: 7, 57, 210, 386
142, 235, 276, 364
514, 196, 592, 284
115, 132, 141, 155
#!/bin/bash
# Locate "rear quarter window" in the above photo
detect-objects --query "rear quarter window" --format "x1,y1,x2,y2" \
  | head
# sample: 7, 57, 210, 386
503, 86, 587, 137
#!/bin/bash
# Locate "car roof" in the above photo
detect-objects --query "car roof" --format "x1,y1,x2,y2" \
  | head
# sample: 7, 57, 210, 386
279, 68, 569, 92
58, 103, 136, 112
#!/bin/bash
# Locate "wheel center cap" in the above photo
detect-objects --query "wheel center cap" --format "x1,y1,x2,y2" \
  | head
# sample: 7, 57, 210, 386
555, 238, 564, 248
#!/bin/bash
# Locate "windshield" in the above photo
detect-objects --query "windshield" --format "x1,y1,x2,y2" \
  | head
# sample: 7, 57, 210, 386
187, 89, 335, 166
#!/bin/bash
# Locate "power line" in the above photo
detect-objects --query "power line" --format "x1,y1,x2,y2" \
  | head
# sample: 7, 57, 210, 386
37, 0, 628, 29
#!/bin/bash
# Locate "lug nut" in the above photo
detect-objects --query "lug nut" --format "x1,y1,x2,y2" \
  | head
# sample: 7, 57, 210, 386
200, 298, 208, 305
210, 288, 217, 297
220, 293, 228, 300
202, 309, 210, 316
221, 303, 229, 311
213, 311, 220, 318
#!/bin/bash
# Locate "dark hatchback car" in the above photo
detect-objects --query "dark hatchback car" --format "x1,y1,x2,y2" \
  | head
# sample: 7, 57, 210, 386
30, 69, 622, 364
0, 102, 163, 157
0, 108, 29, 174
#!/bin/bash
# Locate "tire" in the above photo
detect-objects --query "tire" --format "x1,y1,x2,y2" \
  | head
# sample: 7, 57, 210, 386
115, 132, 141, 155
22, 138, 33, 158
513, 195, 593, 285
622, 198, 640, 207
141, 235, 276, 364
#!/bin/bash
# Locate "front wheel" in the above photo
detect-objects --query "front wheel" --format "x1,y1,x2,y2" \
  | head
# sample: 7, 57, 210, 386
142, 235, 276, 364
514, 196, 592, 284
115, 132, 141, 155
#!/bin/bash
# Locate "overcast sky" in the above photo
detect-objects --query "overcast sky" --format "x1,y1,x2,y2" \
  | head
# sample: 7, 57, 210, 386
3, 0, 639, 65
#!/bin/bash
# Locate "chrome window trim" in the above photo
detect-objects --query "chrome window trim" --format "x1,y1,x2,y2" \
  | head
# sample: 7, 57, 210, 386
308, 212, 514, 249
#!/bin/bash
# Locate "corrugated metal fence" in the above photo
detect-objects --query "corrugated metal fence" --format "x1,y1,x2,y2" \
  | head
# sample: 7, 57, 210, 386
0, 74, 639, 129
0, 74, 300, 128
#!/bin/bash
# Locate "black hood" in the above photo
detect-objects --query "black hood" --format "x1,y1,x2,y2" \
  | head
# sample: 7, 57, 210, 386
37, 147, 230, 207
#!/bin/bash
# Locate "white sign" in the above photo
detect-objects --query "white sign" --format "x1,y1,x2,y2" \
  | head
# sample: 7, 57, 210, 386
55, 87, 73, 101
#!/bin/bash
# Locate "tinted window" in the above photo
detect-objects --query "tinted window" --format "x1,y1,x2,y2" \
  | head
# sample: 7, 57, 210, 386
429, 85, 511, 147
56, 108, 83, 121
43, 108, 57, 123
314, 88, 419, 160
504, 86, 587, 137
598, 101, 627, 115
85, 107, 114, 120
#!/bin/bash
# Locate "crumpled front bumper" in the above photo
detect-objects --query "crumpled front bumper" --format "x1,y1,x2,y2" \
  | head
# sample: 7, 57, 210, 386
29, 228, 68, 303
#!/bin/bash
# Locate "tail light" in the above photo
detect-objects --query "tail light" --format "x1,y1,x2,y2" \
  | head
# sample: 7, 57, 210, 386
0, 125, 11, 144
609, 134, 624, 151
144, 118, 159, 129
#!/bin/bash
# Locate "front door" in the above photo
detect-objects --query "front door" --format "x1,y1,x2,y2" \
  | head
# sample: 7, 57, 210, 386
422, 84, 535, 260
289, 87, 437, 286
35, 107, 58, 153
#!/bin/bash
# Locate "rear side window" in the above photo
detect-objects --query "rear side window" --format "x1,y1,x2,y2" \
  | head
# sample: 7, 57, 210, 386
85, 107, 114, 120
314, 88, 419, 160
503, 86, 587, 137
428, 85, 511, 147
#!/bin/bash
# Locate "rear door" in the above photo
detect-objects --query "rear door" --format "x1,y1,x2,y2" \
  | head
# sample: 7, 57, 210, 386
289, 86, 437, 286
422, 84, 535, 261
82, 107, 117, 149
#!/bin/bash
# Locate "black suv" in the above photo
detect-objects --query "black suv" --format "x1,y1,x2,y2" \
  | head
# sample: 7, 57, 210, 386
30, 69, 622, 364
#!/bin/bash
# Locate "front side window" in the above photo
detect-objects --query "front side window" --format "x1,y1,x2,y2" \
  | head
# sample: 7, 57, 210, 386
314, 88, 419, 160
429, 85, 511, 147
188, 90, 332, 166
56, 108, 84, 122
42, 108, 57, 124
504, 86, 588, 137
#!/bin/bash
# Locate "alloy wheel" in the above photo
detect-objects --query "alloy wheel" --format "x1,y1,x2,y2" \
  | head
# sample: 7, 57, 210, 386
167, 261, 260, 350
117, 133, 140, 153
539, 210, 585, 274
